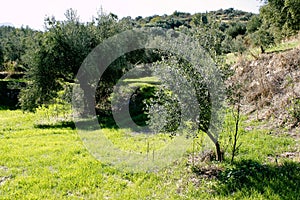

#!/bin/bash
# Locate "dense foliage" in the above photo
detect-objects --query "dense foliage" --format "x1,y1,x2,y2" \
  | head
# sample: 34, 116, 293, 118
0, 26, 38, 72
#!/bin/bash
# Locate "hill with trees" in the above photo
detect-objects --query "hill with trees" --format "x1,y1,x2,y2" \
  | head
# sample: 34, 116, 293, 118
0, 1, 299, 198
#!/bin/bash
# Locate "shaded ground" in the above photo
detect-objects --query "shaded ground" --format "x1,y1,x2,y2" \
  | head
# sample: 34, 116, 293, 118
216, 160, 300, 199
189, 158, 300, 199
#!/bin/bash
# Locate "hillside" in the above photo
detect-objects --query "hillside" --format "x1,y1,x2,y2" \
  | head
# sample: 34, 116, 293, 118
227, 45, 300, 135
135, 8, 253, 30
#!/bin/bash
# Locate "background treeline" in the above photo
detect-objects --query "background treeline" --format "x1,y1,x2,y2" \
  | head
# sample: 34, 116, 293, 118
0, 0, 299, 111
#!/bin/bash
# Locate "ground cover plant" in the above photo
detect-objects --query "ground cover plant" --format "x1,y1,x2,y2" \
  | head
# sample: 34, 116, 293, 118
0, 106, 299, 199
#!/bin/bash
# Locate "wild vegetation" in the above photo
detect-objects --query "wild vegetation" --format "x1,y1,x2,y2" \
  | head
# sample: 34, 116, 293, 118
0, 0, 299, 199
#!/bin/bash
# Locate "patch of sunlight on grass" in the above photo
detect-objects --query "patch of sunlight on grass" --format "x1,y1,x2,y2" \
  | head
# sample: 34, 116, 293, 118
101, 128, 172, 153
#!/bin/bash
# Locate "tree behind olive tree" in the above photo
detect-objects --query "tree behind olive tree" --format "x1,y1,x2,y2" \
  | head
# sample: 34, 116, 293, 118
260, 0, 300, 41
248, 27, 274, 53
0, 44, 4, 68
20, 9, 126, 111
0, 26, 37, 71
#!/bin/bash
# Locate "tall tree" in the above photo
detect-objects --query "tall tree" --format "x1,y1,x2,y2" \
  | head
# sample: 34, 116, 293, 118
260, 0, 300, 40
0, 44, 3, 68
0, 26, 37, 71
246, 15, 262, 34
19, 9, 125, 111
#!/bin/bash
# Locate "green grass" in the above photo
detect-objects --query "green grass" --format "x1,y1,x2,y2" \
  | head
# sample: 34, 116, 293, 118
0, 79, 27, 83
0, 109, 299, 199
101, 128, 172, 152
123, 76, 160, 88
123, 76, 159, 83
265, 39, 300, 53
225, 37, 300, 64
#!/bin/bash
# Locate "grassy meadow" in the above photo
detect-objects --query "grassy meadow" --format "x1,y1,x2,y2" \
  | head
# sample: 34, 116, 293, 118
0, 108, 299, 199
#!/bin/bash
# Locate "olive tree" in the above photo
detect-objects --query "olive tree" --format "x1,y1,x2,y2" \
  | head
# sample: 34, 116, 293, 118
145, 31, 225, 161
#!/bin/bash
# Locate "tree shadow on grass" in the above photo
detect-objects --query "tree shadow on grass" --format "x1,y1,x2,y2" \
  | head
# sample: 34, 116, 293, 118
0, 105, 19, 110
97, 114, 118, 129
34, 116, 118, 130
216, 159, 300, 199
34, 121, 76, 129
33, 111, 147, 131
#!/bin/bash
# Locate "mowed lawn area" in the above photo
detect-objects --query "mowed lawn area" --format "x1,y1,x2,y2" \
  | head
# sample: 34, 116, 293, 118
0, 109, 299, 199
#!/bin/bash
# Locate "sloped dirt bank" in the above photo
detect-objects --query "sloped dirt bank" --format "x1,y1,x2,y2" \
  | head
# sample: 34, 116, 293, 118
227, 48, 300, 136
